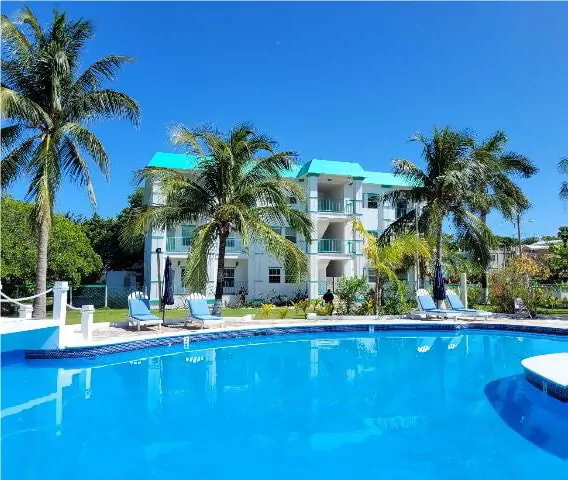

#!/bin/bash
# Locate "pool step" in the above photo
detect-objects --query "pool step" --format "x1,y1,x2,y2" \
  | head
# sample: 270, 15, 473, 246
521, 353, 568, 402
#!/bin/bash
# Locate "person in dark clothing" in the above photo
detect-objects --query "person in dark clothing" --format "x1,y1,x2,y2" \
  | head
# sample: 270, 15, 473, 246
322, 289, 334, 314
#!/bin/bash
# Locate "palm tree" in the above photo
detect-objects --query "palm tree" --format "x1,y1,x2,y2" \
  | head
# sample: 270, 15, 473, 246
381, 127, 492, 307
1, 7, 140, 317
352, 219, 430, 314
124, 123, 312, 315
469, 131, 537, 303
559, 157, 568, 200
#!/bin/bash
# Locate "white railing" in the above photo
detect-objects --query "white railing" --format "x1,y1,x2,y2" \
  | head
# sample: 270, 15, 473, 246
0, 287, 54, 318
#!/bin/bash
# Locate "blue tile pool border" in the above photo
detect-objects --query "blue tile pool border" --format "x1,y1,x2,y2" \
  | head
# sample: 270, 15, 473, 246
23, 321, 568, 360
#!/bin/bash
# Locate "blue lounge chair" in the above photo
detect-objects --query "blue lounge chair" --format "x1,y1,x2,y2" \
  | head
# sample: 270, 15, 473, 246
186, 297, 225, 329
128, 298, 162, 331
415, 289, 462, 320
446, 290, 493, 318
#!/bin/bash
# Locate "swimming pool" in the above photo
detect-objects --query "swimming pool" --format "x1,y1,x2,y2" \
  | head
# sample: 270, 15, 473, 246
2, 329, 568, 479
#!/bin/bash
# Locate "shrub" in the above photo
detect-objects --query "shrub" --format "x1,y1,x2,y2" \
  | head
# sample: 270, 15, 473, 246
260, 303, 275, 319
278, 308, 289, 319
335, 276, 368, 314
315, 302, 334, 316
294, 299, 311, 319
467, 285, 481, 306
490, 259, 553, 314
381, 281, 412, 315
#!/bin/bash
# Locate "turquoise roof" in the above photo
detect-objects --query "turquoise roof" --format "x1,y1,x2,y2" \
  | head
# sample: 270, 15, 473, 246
297, 158, 366, 178
362, 171, 415, 187
147, 153, 413, 187
148, 152, 201, 170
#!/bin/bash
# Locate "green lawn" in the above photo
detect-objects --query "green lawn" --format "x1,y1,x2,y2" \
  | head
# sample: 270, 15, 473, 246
65, 306, 305, 324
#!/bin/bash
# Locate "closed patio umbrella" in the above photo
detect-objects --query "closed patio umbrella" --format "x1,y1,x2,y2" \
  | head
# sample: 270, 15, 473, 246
433, 259, 446, 307
162, 256, 175, 323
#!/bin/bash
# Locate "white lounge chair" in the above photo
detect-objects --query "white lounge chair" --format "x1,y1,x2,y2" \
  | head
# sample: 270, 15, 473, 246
445, 289, 493, 318
128, 298, 162, 331
185, 294, 226, 329
415, 289, 462, 320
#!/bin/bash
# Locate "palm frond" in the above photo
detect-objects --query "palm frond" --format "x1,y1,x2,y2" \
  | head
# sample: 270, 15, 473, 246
0, 133, 40, 187
68, 89, 140, 126
73, 55, 134, 92
0, 86, 52, 127
61, 122, 109, 178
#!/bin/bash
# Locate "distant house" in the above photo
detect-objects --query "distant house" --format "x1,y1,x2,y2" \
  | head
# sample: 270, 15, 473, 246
489, 239, 560, 269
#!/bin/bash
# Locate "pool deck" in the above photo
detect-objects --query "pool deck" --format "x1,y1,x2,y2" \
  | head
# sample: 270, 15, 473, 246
56, 315, 568, 349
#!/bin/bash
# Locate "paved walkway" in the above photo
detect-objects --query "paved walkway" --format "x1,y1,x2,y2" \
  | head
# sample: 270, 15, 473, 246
57, 314, 568, 349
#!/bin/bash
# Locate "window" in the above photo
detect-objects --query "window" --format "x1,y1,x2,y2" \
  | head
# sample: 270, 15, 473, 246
181, 225, 194, 246
366, 268, 377, 283
284, 227, 297, 244
269, 268, 281, 283
367, 194, 379, 209
395, 200, 407, 219
490, 254, 497, 262
223, 268, 235, 288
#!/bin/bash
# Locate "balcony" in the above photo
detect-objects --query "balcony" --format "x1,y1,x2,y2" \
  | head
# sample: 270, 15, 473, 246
317, 239, 360, 254
317, 198, 357, 214
222, 280, 248, 295
164, 236, 246, 254
165, 236, 192, 253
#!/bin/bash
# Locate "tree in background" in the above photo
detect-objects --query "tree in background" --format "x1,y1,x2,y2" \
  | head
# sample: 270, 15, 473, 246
123, 123, 312, 315
81, 188, 144, 272
382, 128, 492, 306
353, 219, 430, 314
469, 131, 537, 303
546, 226, 568, 282
0, 7, 140, 317
1, 197, 102, 297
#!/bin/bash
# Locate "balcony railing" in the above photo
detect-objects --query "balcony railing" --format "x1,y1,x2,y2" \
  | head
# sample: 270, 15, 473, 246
165, 236, 192, 253
317, 239, 361, 254
318, 198, 344, 213
164, 236, 246, 254
225, 237, 246, 254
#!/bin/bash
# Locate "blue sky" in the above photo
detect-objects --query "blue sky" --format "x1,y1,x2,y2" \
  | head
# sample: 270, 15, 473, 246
3, 1, 567, 237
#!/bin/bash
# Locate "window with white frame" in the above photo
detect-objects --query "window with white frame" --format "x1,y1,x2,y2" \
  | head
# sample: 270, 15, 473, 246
223, 268, 235, 288
269, 268, 281, 283
366, 194, 379, 209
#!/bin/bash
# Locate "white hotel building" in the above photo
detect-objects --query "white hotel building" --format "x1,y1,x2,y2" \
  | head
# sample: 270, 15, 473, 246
143, 153, 416, 307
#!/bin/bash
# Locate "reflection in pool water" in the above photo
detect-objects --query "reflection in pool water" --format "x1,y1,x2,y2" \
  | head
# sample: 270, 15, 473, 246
2, 331, 568, 479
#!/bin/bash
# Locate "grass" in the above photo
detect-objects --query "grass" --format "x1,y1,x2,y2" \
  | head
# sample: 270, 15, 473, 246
64, 306, 305, 324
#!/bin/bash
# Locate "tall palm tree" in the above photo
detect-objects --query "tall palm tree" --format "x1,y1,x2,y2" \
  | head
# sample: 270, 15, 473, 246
381, 127, 492, 307
1, 7, 140, 317
353, 219, 430, 314
124, 123, 312, 315
469, 131, 537, 303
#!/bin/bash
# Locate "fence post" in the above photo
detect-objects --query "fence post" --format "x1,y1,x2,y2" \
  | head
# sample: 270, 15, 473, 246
53, 281, 69, 348
460, 273, 468, 309
81, 305, 95, 341
104, 285, 108, 308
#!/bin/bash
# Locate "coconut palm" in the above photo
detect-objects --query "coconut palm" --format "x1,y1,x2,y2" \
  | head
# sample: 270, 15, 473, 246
1, 7, 140, 317
469, 131, 537, 303
124, 123, 312, 315
353, 219, 430, 314
381, 127, 493, 307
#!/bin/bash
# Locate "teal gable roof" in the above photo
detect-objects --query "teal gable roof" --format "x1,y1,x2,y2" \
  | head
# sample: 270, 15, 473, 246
281, 163, 302, 178
297, 158, 367, 178
148, 152, 201, 170
362, 171, 415, 187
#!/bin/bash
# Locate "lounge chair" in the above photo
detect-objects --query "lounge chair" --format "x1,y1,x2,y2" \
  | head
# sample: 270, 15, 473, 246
417, 337, 437, 353
128, 298, 162, 331
445, 289, 493, 318
415, 289, 463, 320
185, 296, 225, 329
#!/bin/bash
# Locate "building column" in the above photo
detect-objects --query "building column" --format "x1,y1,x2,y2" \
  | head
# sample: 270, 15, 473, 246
307, 174, 320, 299
352, 178, 364, 277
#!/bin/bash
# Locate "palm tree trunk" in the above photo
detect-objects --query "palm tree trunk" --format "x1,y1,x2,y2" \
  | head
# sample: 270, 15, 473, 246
435, 220, 443, 308
32, 215, 50, 318
211, 228, 229, 316
374, 277, 380, 315
480, 210, 490, 304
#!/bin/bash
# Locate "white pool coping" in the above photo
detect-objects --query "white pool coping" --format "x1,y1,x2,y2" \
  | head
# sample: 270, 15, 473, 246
521, 353, 568, 388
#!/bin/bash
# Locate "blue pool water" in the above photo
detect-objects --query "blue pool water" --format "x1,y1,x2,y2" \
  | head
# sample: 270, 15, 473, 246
2, 330, 568, 479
